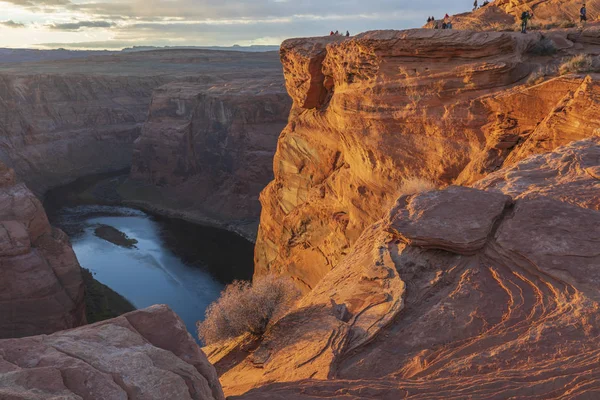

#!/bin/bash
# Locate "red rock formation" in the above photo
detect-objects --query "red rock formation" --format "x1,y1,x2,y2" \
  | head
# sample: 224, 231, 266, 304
0, 305, 224, 400
0, 49, 287, 203
128, 77, 291, 239
254, 29, 600, 292
449, 0, 600, 30
214, 139, 600, 397
0, 161, 86, 338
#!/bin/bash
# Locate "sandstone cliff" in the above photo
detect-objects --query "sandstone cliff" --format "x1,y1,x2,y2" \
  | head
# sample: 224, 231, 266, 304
128, 77, 291, 239
0, 161, 86, 338
450, 0, 600, 30
0, 73, 164, 195
0, 305, 224, 400
254, 29, 600, 292
214, 137, 600, 398
0, 50, 287, 214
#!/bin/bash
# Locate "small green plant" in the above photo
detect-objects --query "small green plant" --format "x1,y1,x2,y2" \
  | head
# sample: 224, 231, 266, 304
559, 54, 594, 75
197, 275, 300, 345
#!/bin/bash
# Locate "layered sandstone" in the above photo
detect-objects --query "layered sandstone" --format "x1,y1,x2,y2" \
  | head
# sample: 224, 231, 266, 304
0, 161, 85, 338
450, 0, 600, 30
254, 29, 600, 292
0, 305, 224, 400
128, 76, 290, 239
0, 49, 286, 207
210, 138, 600, 398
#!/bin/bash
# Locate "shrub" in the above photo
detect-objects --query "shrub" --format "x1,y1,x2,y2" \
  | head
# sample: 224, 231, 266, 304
559, 20, 577, 29
559, 54, 594, 75
526, 68, 546, 86
197, 275, 301, 345
528, 37, 558, 56
398, 177, 437, 195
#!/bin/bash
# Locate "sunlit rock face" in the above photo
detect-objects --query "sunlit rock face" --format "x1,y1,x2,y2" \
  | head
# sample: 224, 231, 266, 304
129, 78, 291, 240
0, 161, 86, 338
447, 0, 600, 30
0, 305, 225, 400
214, 139, 600, 399
254, 29, 600, 292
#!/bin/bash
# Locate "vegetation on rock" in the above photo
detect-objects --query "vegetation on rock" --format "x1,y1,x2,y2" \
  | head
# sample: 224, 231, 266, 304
81, 267, 136, 323
197, 275, 300, 345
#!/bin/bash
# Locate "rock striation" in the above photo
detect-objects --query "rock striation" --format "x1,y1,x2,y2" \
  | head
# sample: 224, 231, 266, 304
212, 138, 600, 397
254, 29, 600, 292
0, 49, 288, 216
449, 0, 600, 30
128, 76, 291, 239
0, 305, 225, 400
0, 161, 86, 338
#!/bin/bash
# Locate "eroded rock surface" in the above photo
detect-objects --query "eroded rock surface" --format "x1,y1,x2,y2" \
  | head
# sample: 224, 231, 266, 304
0, 50, 286, 204
255, 29, 600, 292
128, 77, 291, 239
0, 305, 224, 400
0, 162, 86, 338
450, 0, 600, 30
213, 140, 600, 397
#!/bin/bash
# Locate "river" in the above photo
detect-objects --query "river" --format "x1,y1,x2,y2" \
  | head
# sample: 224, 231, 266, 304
48, 204, 255, 341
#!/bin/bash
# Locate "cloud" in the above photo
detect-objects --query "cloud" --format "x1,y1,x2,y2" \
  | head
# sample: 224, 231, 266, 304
0, 20, 26, 28
47, 20, 115, 30
2, 0, 70, 7
1, 0, 472, 48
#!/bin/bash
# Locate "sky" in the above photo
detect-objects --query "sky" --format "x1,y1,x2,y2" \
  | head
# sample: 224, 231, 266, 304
0, 0, 472, 49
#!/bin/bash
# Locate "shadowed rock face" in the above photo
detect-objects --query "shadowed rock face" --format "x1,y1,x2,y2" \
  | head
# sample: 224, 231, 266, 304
210, 138, 600, 398
128, 78, 291, 240
0, 73, 164, 195
254, 29, 600, 292
0, 50, 287, 206
0, 305, 225, 400
0, 161, 86, 338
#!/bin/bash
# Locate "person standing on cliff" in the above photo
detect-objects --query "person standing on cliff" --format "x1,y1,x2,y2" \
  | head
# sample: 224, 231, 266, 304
473, 0, 478, 11
580, 4, 588, 24
521, 11, 532, 33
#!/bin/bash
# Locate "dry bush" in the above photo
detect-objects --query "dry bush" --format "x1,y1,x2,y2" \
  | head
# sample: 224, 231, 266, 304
197, 275, 301, 345
559, 20, 577, 28
559, 54, 594, 75
399, 177, 437, 195
489, 22, 517, 32
526, 68, 547, 86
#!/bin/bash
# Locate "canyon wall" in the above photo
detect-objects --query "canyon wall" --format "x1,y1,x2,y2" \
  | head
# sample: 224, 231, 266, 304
216, 137, 600, 398
0, 161, 86, 338
0, 73, 164, 195
0, 305, 224, 400
255, 29, 600, 291
128, 78, 291, 239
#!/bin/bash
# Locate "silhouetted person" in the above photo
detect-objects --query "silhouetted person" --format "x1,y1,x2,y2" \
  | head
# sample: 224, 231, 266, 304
581, 4, 588, 23
346, 30, 350, 37
521, 11, 532, 33
427, 16, 432, 23
473, 0, 478, 11
335, 30, 339, 35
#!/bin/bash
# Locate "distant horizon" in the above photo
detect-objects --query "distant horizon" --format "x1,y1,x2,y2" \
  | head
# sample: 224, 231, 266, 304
0, 0, 478, 50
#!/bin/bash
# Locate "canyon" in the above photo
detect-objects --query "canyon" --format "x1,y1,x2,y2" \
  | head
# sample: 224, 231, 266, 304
3, 4, 600, 399
0, 49, 290, 237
